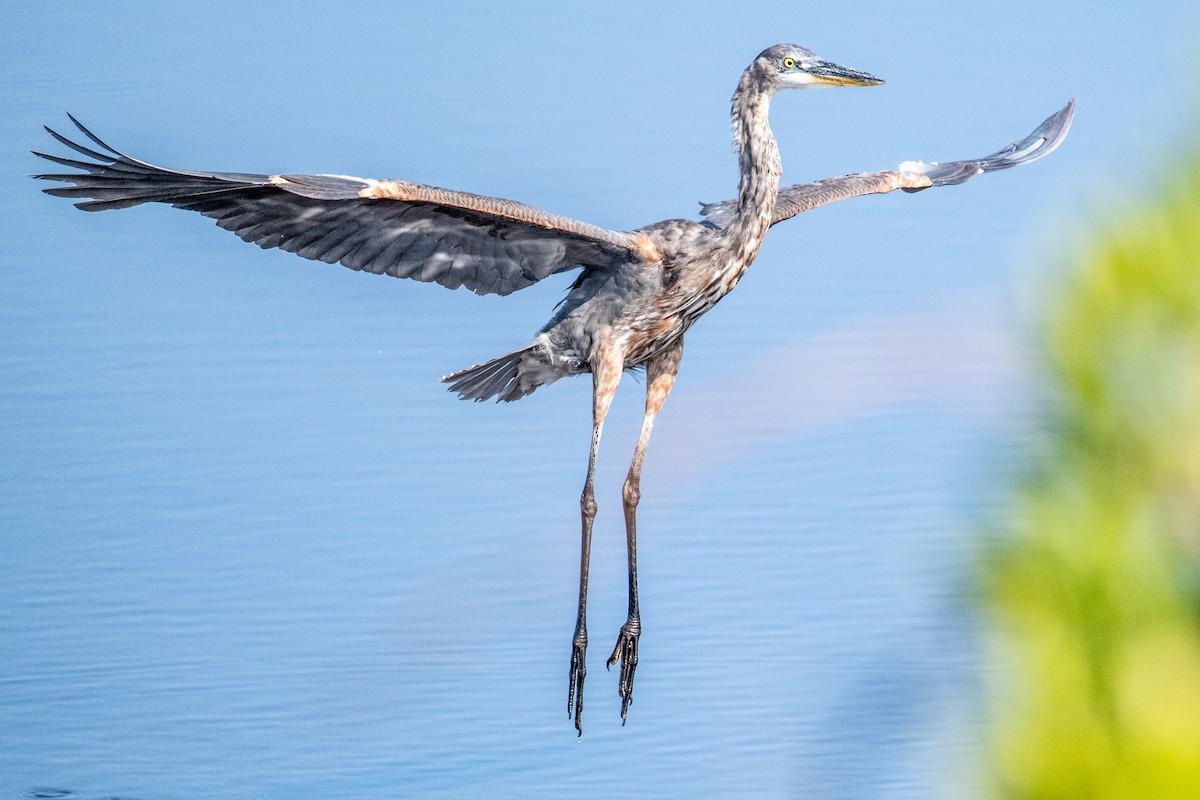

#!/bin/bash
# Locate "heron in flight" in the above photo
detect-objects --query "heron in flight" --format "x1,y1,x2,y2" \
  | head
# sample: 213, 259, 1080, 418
35, 43, 1074, 735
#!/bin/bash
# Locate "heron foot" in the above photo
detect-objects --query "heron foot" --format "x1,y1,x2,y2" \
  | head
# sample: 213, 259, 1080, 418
606, 617, 640, 724
568, 629, 587, 736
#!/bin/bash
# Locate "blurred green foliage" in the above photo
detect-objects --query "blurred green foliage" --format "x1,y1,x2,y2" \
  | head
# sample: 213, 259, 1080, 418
983, 155, 1200, 799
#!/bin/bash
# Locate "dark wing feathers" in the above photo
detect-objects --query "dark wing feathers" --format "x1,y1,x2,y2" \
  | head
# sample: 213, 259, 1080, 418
700, 99, 1076, 229
896, 98, 1076, 190
34, 115, 645, 296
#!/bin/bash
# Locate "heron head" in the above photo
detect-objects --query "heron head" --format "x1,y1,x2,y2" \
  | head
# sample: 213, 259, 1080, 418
754, 43, 884, 91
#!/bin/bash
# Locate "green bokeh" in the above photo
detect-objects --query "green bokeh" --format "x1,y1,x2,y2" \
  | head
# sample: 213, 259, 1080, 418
983, 155, 1200, 797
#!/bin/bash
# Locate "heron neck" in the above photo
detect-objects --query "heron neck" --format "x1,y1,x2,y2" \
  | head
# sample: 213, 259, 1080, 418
721, 70, 781, 265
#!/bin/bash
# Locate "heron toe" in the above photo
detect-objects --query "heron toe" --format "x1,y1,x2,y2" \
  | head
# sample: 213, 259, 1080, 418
607, 618, 641, 723
568, 630, 588, 736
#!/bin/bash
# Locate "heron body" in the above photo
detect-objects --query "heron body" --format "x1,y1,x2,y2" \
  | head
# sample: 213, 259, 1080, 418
35, 43, 1074, 735
450, 50, 794, 402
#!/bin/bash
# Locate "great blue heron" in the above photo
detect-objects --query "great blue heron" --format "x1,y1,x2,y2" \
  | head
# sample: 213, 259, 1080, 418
35, 43, 1074, 735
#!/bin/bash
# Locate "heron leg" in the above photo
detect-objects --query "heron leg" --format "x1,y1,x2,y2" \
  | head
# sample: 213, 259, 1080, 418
607, 339, 683, 724
569, 350, 622, 736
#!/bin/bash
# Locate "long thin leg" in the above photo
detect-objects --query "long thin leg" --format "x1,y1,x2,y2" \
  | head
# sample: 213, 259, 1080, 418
568, 349, 622, 736
607, 339, 683, 724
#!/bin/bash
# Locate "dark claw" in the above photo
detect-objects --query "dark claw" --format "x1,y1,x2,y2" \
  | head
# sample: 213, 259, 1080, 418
606, 618, 640, 724
568, 631, 587, 736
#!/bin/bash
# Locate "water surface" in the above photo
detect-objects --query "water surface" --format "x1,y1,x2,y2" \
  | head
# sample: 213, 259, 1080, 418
3, 2, 1196, 797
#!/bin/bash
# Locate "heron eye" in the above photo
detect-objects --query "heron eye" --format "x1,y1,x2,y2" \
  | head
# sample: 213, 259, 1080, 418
782, 56, 796, 69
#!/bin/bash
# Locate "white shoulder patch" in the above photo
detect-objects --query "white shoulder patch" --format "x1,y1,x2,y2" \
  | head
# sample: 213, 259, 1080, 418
318, 173, 371, 184
897, 160, 935, 174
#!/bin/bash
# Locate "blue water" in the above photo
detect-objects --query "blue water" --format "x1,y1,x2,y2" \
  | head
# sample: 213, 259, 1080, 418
3, 2, 1196, 797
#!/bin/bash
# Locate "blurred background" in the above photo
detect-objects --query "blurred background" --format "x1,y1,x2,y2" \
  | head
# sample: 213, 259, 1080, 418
2, 2, 1198, 798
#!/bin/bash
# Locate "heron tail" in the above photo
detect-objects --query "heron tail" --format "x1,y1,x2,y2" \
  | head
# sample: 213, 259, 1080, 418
442, 344, 551, 402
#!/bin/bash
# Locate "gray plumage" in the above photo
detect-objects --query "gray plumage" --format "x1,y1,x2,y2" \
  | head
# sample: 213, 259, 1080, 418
36, 116, 639, 297
699, 98, 1075, 228
34, 43, 1074, 734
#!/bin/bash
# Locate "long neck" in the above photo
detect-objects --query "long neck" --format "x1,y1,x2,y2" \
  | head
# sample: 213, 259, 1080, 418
720, 67, 781, 266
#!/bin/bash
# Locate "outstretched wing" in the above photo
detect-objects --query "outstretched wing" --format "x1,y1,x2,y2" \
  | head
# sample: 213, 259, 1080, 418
34, 115, 658, 296
700, 99, 1075, 229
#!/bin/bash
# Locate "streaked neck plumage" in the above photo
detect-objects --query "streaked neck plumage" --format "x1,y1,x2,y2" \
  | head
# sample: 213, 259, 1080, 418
719, 64, 781, 269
